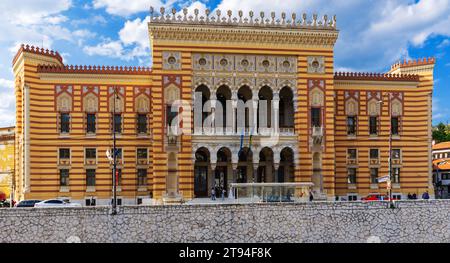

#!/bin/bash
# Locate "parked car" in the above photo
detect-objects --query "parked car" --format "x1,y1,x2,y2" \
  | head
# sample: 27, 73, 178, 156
15, 200, 42, 208
34, 199, 81, 208
0, 200, 10, 208
362, 194, 399, 201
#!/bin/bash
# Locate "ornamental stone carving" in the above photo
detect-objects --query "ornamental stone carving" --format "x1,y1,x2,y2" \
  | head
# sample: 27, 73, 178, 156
57, 93, 72, 112
277, 56, 297, 73
83, 93, 98, 113
391, 99, 403, 117
307, 56, 325, 74
162, 51, 181, 70
192, 53, 213, 71
256, 55, 276, 73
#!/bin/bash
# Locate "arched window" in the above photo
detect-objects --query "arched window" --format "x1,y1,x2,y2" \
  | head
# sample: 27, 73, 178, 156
279, 87, 294, 128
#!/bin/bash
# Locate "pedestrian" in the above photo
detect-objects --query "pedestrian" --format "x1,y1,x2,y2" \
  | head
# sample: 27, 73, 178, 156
309, 191, 314, 202
211, 187, 216, 201
407, 193, 412, 200
221, 188, 226, 201
412, 193, 417, 200
422, 191, 430, 200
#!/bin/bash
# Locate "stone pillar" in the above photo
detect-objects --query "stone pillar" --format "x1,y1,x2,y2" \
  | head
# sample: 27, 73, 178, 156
252, 90, 258, 135
232, 91, 238, 135
273, 92, 280, 134
274, 162, 280, 183
253, 162, 259, 183
210, 92, 216, 135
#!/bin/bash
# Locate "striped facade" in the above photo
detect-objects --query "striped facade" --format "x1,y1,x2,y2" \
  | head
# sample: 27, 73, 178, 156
11, 9, 435, 204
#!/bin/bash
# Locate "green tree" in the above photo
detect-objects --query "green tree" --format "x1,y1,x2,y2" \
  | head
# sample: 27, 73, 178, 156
433, 122, 450, 143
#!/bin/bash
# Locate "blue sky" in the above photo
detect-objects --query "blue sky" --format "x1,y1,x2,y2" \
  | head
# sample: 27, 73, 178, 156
0, 0, 449, 127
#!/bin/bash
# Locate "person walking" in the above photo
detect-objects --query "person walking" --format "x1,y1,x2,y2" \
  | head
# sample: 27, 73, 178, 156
309, 191, 314, 202
221, 188, 226, 201
422, 191, 430, 200
211, 187, 216, 201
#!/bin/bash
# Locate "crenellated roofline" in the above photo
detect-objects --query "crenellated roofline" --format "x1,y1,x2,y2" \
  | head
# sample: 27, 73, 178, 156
390, 57, 436, 72
37, 64, 152, 75
334, 72, 420, 82
12, 44, 63, 66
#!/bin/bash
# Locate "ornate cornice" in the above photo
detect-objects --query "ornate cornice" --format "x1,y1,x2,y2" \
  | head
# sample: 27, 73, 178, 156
148, 8, 339, 48
13, 44, 63, 66
390, 57, 435, 72
37, 64, 152, 75
334, 72, 420, 82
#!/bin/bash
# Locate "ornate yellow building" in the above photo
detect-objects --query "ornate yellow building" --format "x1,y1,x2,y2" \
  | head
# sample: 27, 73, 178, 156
12, 8, 435, 205
0, 127, 14, 201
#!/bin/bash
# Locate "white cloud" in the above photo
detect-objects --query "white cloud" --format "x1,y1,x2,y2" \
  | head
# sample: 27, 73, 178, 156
84, 16, 152, 62
84, 40, 125, 58
71, 15, 108, 27
214, 0, 450, 71
93, 0, 166, 16
0, 79, 14, 90
0, 78, 15, 126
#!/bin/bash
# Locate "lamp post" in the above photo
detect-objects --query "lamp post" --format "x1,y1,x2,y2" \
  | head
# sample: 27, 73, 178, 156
111, 87, 119, 215
378, 93, 394, 209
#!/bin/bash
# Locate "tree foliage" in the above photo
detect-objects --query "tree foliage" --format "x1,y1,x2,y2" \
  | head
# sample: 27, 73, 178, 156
433, 122, 450, 143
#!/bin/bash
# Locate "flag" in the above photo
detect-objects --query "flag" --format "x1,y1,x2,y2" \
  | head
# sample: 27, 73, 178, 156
238, 128, 244, 159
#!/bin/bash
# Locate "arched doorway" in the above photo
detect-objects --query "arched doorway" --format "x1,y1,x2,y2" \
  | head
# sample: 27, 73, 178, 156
312, 152, 323, 193
279, 86, 294, 129
237, 147, 252, 183
194, 147, 210, 197
280, 147, 295, 183
215, 147, 232, 195
258, 147, 274, 183
166, 152, 178, 197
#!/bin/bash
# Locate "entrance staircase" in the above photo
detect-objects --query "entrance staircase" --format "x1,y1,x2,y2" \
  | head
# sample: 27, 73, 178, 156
162, 192, 184, 205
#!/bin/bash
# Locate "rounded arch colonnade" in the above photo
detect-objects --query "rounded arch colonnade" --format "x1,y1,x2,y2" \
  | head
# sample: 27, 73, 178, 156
193, 145, 297, 198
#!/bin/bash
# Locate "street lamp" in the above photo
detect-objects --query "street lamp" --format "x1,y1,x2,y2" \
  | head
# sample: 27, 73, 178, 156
377, 93, 395, 209
111, 87, 119, 215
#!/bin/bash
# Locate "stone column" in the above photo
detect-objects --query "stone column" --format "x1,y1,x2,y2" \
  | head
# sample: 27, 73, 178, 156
210, 92, 216, 135
232, 91, 238, 135
274, 162, 280, 183
273, 92, 280, 134
253, 162, 259, 183
252, 90, 258, 135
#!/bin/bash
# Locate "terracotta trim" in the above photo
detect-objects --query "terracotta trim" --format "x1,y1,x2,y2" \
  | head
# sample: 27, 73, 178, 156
37, 64, 152, 75
390, 57, 436, 71
334, 72, 420, 82
12, 44, 63, 66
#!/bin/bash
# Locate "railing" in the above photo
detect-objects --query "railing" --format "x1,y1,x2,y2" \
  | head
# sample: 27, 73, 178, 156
192, 127, 296, 136
229, 183, 314, 203
279, 127, 295, 135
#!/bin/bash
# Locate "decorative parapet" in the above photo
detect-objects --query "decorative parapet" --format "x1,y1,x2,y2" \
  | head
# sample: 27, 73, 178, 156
390, 57, 435, 71
149, 7, 337, 30
334, 72, 420, 82
148, 7, 339, 48
12, 44, 63, 66
37, 65, 152, 75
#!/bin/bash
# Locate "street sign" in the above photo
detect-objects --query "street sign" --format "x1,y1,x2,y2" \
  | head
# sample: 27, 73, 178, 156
378, 175, 390, 183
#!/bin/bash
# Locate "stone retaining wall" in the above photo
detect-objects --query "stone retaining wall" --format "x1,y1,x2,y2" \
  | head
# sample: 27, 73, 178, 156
1, 201, 449, 243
